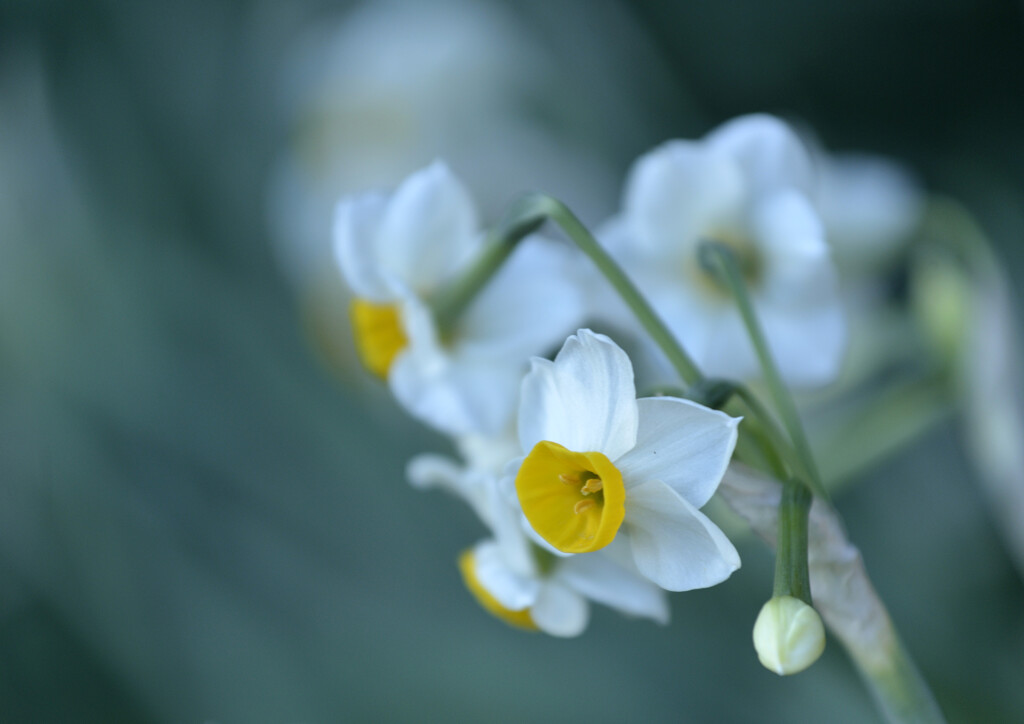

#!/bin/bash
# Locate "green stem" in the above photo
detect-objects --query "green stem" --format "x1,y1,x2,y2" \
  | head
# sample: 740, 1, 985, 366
733, 384, 812, 486
773, 481, 812, 603
537, 196, 702, 385
432, 193, 702, 385
431, 203, 545, 335
699, 241, 830, 503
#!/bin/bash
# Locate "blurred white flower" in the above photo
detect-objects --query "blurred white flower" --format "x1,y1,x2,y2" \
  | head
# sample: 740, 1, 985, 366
408, 430, 669, 637
510, 329, 741, 591
269, 0, 618, 291
816, 152, 924, 273
601, 114, 846, 387
334, 161, 582, 436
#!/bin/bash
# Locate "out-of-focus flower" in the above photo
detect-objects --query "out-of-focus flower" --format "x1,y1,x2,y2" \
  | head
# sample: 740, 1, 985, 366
752, 595, 826, 675
408, 430, 669, 637
509, 329, 741, 592
334, 161, 583, 436
808, 149, 925, 394
816, 152, 924, 274
268, 0, 618, 293
601, 114, 845, 387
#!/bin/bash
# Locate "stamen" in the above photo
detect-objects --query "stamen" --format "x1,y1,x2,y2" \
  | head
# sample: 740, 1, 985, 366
559, 473, 579, 485
574, 499, 596, 515
580, 478, 604, 495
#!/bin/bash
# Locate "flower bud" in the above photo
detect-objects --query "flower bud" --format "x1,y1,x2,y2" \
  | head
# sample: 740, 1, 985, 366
752, 595, 826, 675
911, 254, 971, 368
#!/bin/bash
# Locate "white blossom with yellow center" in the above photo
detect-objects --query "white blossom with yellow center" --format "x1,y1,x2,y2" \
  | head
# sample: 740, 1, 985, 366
408, 429, 669, 637
334, 161, 584, 436
599, 114, 846, 387
508, 329, 742, 592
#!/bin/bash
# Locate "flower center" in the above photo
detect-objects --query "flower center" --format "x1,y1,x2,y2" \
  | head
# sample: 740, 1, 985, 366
457, 548, 537, 631
350, 299, 407, 379
693, 229, 763, 298
516, 441, 626, 554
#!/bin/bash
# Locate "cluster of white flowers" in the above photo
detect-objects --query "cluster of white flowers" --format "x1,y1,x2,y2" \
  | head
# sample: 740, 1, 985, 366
332, 114, 853, 638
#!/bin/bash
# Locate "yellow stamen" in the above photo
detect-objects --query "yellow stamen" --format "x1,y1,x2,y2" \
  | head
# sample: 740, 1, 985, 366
457, 549, 537, 631
350, 299, 407, 379
574, 499, 596, 515
516, 441, 625, 554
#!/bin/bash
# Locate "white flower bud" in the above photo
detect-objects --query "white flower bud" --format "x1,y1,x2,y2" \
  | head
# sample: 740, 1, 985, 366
752, 595, 826, 675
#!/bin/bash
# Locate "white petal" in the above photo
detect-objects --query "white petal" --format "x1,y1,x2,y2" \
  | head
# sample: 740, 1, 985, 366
754, 190, 832, 300
683, 304, 759, 382
529, 580, 589, 637
332, 192, 392, 300
817, 153, 923, 261
472, 540, 541, 611
482, 476, 538, 577
406, 453, 470, 496
760, 302, 847, 388
555, 552, 669, 624
378, 161, 480, 294
392, 348, 522, 437
616, 398, 739, 507
389, 296, 522, 436
456, 431, 522, 477
624, 480, 740, 592
705, 114, 814, 195
456, 237, 586, 357
518, 330, 638, 460
623, 140, 745, 255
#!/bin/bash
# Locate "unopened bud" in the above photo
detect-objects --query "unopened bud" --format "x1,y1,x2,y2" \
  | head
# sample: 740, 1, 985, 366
911, 254, 971, 367
752, 595, 826, 675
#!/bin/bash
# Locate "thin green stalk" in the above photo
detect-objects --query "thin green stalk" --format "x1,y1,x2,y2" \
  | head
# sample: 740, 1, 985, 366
536, 195, 702, 385
699, 241, 830, 502
431, 193, 702, 385
773, 481, 812, 603
733, 384, 814, 488
431, 205, 545, 335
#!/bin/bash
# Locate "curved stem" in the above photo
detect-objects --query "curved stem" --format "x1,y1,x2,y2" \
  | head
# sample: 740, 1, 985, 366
432, 193, 702, 385
535, 195, 702, 385
699, 241, 830, 503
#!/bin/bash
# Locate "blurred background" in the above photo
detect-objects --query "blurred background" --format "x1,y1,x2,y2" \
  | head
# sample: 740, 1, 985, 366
1, 0, 1022, 721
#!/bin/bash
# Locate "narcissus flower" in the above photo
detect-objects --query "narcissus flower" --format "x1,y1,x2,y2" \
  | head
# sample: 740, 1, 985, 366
334, 161, 583, 436
600, 114, 845, 387
408, 430, 669, 637
509, 329, 741, 592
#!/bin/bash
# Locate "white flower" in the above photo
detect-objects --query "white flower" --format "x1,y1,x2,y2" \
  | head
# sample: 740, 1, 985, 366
334, 161, 583, 436
408, 430, 669, 637
601, 114, 846, 387
816, 152, 923, 273
509, 329, 741, 592
267, 0, 618, 291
